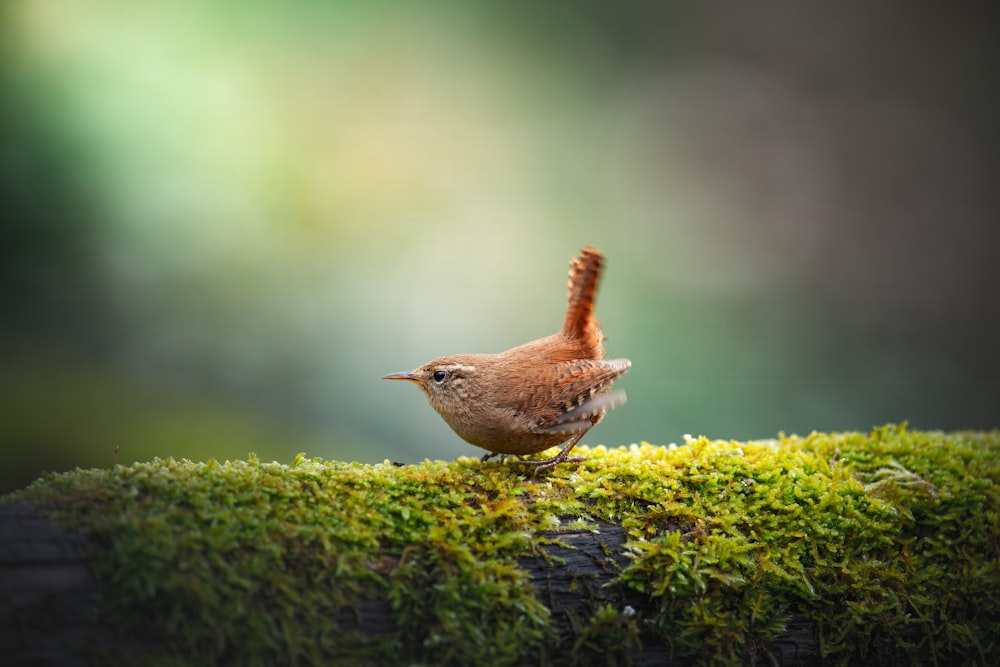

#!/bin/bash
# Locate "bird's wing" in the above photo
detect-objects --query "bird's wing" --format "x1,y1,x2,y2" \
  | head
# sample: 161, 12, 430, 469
530, 358, 630, 434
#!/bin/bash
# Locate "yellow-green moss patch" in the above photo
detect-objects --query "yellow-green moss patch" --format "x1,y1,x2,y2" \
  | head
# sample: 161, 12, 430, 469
5, 425, 1000, 665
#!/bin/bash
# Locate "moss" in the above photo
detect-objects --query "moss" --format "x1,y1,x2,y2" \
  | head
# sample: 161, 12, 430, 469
570, 603, 642, 666
5, 425, 1000, 666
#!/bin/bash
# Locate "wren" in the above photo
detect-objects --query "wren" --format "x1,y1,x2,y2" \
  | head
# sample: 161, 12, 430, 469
383, 247, 630, 472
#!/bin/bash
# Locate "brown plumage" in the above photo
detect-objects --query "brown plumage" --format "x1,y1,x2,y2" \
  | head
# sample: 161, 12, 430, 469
563, 247, 604, 347
383, 247, 630, 472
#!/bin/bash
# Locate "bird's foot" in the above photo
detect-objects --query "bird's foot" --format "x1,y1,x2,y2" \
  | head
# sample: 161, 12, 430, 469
509, 454, 586, 474
507, 432, 588, 475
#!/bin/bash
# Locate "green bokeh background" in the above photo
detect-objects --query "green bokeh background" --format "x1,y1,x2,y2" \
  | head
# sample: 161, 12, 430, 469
2, 2, 998, 493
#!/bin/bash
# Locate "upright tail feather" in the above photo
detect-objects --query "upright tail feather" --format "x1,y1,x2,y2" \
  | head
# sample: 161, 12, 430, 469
562, 247, 604, 348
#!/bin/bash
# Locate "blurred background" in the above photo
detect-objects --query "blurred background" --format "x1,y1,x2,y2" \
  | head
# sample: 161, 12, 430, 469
2, 2, 997, 493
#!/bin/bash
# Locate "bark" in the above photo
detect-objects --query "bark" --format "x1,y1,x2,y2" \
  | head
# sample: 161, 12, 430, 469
1, 502, 97, 666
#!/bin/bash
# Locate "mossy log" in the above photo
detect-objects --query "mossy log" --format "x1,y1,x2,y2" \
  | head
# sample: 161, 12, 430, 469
2, 426, 998, 666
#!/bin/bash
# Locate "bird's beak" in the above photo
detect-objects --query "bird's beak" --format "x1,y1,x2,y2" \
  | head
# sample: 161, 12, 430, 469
383, 371, 418, 382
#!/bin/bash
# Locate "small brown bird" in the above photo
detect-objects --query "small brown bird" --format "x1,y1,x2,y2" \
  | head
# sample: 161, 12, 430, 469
383, 247, 630, 472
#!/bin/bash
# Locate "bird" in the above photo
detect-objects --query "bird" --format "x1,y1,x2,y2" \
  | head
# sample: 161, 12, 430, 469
383, 247, 630, 472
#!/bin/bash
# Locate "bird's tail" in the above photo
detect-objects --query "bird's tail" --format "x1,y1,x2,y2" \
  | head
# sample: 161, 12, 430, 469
562, 247, 604, 348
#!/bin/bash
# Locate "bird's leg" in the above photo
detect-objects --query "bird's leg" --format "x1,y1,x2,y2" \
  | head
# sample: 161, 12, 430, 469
508, 430, 588, 474
481, 451, 508, 462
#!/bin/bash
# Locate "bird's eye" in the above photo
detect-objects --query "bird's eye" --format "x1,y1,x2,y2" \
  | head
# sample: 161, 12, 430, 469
432, 370, 447, 383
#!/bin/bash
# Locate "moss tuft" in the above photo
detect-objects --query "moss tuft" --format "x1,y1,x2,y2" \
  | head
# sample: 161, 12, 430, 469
570, 603, 642, 666
5, 425, 999, 665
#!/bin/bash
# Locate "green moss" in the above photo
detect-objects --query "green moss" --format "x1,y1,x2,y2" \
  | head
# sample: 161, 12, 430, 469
570, 603, 642, 666
5, 425, 1000, 666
